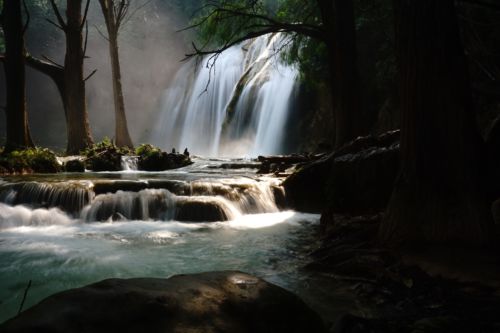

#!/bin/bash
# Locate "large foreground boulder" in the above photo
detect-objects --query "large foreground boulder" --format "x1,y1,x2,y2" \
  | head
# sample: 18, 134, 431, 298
1, 271, 326, 333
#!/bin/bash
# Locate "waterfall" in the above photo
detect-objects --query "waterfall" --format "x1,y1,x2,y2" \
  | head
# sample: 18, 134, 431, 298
121, 156, 139, 171
152, 33, 298, 157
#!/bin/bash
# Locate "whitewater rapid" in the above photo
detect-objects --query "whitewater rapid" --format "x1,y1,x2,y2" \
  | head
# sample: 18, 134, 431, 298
0, 158, 320, 322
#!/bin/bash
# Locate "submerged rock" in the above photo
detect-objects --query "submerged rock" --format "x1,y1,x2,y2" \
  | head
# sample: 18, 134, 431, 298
1, 271, 326, 333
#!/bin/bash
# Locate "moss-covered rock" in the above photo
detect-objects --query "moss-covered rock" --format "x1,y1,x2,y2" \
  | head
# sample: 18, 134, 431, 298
0, 147, 61, 174
84, 149, 123, 172
136, 144, 192, 171
83, 138, 128, 172
64, 159, 85, 172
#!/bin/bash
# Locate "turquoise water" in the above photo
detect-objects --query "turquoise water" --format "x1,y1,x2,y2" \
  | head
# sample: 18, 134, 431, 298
0, 159, 323, 323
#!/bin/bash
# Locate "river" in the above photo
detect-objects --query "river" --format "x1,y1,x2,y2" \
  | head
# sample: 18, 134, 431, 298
0, 158, 344, 323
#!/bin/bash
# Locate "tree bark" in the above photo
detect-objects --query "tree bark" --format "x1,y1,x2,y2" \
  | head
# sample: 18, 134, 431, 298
317, 0, 362, 148
63, 0, 94, 154
379, 0, 493, 247
98, 0, 134, 148
1, 0, 34, 151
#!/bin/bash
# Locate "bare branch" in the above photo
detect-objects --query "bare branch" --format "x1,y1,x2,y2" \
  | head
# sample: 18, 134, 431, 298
46, 18, 64, 31
94, 24, 110, 41
179, 5, 323, 42
83, 20, 89, 57
22, 0, 30, 35
115, 0, 130, 28
184, 27, 305, 60
120, 0, 153, 28
84, 69, 97, 82
81, 0, 91, 30
48, 0, 66, 29
41, 54, 64, 69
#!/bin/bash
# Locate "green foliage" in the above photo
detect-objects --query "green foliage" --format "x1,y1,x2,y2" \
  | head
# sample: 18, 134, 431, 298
135, 143, 162, 158
136, 144, 192, 171
82, 138, 133, 171
187, 0, 328, 87
0, 147, 61, 173
82, 137, 131, 158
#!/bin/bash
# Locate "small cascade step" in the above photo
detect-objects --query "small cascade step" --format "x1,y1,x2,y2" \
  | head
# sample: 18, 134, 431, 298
0, 176, 285, 223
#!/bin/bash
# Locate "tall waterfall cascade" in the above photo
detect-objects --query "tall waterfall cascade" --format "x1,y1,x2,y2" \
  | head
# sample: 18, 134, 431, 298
152, 33, 298, 157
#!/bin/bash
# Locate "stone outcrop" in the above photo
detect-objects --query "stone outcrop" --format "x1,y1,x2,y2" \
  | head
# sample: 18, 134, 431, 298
283, 130, 400, 214
1, 271, 326, 333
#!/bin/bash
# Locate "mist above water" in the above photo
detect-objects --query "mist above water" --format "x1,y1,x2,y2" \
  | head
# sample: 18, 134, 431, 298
0, 0, 192, 148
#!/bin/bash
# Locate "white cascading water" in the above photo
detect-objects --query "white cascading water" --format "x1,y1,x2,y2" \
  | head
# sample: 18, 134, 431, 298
151, 33, 298, 157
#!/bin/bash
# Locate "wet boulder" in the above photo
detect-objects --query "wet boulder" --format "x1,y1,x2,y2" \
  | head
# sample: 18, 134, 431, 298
84, 147, 123, 172
282, 154, 334, 213
328, 139, 400, 215
0, 271, 326, 333
136, 144, 192, 171
92, 180, 149, 195
138, 152, 192, 171
175, 198, 231, 222
283, 130, 400, 214
64, 159, 85, 173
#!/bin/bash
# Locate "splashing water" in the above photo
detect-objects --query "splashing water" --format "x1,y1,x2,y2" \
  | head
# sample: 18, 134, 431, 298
0, 158, 337, 324
151, 33, 298, 157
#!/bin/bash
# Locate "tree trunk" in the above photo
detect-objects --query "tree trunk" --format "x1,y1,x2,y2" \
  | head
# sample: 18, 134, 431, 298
1, 0, 34, 151
64, 0, 93, 154
317, 0, 362, 148
379, 0, 492, 247
99, 0, 134, 148
109, 33, 133, 148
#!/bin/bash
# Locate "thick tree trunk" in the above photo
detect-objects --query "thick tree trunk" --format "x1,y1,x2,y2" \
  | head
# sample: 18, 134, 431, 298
109, 34, 133, 148
317, 0, 362, 148
1, 0, 34, 151
99, 0, 134, 148
379, 0, 492, 247
64, 0, 93, 154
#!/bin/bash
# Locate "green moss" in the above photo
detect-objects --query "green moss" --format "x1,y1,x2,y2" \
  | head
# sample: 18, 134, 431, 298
0, 147, 61, 174
82, 137, 131, 158
135, 144, 162, 158
135, 144, 192, 171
